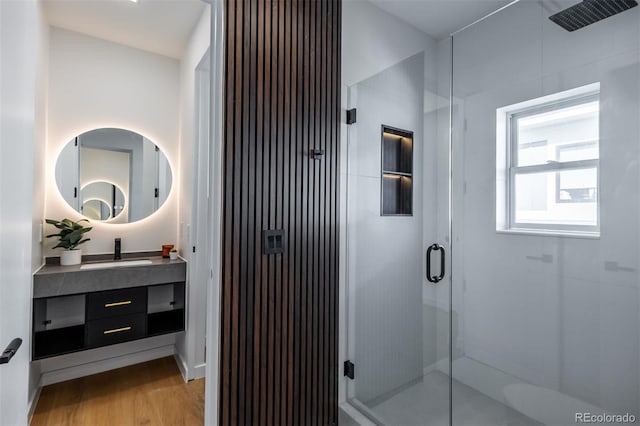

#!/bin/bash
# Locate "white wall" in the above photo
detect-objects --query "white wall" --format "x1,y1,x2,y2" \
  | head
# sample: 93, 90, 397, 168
342, 0, 432, 87
178, 6, 210, 261
176, 5, 211, 381
45, 27, 180, 256
450, 1, 640, 419
33, 4, 49, 274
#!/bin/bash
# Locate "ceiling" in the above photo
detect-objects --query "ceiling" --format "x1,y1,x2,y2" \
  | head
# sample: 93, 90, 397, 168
43, 0, 207, 59
366, 0, 516, 39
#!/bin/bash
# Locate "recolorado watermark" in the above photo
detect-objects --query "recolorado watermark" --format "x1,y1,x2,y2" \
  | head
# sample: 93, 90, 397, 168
576, 413, 637, 423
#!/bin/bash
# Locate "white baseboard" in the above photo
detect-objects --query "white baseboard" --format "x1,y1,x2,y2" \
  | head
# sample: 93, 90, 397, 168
27, 385, 42, 423
39, 344, 176, 386
174, 352, 188, 382
174, 352, 207, 382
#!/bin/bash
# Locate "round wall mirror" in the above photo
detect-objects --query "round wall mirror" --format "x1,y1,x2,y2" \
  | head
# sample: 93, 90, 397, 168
55, 128, 172, 223
81, 182, 126, 221
83, 199, 112, 221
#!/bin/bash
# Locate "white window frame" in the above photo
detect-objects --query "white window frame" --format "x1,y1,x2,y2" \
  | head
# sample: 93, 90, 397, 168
555, 141, 599, 204
497, 84, 601, 237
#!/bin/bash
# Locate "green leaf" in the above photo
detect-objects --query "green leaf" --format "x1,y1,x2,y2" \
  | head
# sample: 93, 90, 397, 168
45, 218, 92, 249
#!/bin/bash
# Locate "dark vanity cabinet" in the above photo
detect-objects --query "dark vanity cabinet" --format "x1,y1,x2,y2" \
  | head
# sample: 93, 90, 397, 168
32, 258, 186, 360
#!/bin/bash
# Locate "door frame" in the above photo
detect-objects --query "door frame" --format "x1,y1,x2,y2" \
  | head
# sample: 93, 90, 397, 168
203, 0, 225, 424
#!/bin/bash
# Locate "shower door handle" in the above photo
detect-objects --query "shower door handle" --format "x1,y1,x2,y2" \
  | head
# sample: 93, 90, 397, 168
426, 243, 445, 284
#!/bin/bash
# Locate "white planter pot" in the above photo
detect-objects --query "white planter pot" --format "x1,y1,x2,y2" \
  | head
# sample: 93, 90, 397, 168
60, 249, 82, 266
169, 251, 178, 260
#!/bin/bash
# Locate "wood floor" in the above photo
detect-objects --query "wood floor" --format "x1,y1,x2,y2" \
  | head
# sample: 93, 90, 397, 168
31, 357, 205, 426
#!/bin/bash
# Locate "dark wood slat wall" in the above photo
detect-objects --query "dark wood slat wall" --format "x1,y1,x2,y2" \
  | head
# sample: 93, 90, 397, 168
220, 0, 341, 425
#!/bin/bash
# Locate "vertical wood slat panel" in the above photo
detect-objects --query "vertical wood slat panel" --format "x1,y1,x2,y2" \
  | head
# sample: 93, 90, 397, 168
221, 0, 234, 424
220, 0, 341, 425
286, 1, 298, 423
293, 0, 304, 422
252, 0, 264, 423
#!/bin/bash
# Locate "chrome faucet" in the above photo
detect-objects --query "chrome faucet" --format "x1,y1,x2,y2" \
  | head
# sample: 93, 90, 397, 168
114, 238, 121, 260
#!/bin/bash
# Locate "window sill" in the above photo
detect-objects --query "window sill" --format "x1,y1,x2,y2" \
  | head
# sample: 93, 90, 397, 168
496, 228, 600, 239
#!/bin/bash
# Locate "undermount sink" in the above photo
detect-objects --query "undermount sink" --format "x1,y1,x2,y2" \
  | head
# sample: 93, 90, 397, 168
79, 259, 153, 270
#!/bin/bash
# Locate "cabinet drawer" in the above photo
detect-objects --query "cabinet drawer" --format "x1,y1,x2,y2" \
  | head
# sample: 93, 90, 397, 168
86, 313, 146, 347
86, 287, 147, 320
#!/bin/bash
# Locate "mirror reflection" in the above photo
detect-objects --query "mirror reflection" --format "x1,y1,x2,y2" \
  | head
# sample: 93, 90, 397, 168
55, 128, 172, 223
81, 182, 125, 222
82, 199, 111, 221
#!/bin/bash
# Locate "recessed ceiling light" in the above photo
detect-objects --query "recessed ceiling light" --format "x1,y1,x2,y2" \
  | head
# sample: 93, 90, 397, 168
129, 0, 138, 3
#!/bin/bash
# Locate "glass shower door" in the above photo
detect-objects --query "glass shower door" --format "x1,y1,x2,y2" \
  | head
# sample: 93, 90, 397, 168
345, 49, 452, 425
451, 1, 640, 424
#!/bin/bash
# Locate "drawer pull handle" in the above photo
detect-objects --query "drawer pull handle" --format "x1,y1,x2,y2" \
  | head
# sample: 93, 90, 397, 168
105, 301, 132, 308
103, 326, 132, 335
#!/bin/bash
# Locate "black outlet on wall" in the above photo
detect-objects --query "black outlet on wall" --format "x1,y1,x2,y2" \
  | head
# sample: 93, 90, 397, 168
263, 229, 285, 255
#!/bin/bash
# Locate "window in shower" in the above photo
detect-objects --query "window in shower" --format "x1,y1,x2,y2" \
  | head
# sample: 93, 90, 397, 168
497, 84, 600, 235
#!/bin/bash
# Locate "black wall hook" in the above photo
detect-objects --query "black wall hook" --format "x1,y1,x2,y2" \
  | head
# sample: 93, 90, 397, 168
310, 149, 324, 160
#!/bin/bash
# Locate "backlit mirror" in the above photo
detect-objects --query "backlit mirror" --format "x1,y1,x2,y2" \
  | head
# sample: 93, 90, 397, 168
82, 199, 111, 221
55, 128, 172, 223
81, 181, 126, 222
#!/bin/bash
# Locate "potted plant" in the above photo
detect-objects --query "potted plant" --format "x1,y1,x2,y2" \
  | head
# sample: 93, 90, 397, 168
45, 218, 92, 266
169, 248, 178, 260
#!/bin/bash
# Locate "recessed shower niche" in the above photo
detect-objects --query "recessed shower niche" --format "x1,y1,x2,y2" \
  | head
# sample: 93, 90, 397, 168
381, 125, 413, 216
